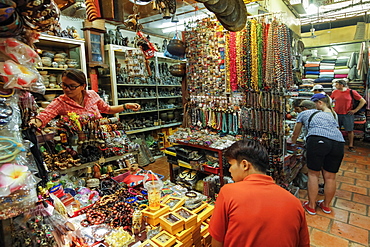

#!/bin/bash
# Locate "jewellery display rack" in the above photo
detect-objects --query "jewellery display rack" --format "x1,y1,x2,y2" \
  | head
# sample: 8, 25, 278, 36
34, 34, 87, 103
103, 44, 184, 135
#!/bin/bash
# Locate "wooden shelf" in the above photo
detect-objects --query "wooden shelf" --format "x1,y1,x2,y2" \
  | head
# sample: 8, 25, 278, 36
126, 122, 181, 134
59, 153, 136, 174
117, 84, 157, 87
118, 97, 157, 100
158, 96, 182, 99
119, 110, 158, 115
158, 107, 183, 111
157, 84, 182, 87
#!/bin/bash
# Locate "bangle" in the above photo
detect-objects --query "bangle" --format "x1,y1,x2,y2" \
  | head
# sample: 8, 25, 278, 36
123, 103, 127, 111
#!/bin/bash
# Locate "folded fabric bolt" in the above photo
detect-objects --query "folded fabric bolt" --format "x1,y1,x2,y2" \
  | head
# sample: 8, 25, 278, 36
305, 71, 320, 75
314, 78, 334, 83
320, 63, 336, 66
334, 69, 350, 74
305, 63, 320, 67
305, 75, 319, 79
320, 72, 334, 76
334, 65, 348, 70
335, 62, 348, 66
305, 67, 320, 71
319, 74, 334, 78
321, 60, 337, 64
334, 74, 348, 78
320, 66, 335, 70
320, 69, 334, 72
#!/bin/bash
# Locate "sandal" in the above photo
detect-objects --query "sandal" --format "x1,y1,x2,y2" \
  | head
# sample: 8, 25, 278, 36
348, 147, 355, 152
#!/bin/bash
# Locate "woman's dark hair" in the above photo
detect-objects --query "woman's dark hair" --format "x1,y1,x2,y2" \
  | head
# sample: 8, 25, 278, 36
224, 139, 269, 173
62, 68, 87, 85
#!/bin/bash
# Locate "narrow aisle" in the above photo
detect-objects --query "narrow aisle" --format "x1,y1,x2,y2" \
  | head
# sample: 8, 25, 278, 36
145, 144, 370, 247
300, 145, 370, 247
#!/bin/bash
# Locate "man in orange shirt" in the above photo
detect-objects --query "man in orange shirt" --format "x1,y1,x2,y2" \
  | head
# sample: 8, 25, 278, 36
209, 140, 310, 247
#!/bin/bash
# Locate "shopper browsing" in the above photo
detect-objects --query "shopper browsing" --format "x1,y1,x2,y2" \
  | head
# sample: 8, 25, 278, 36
330, 79, 366, 152
291, 93, 345, 215
208, 139, 310, 247
311, 84, 325, 94
30, 68, 141, 128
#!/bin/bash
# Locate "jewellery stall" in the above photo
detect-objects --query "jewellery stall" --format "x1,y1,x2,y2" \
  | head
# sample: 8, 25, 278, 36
0, 0, 304, 245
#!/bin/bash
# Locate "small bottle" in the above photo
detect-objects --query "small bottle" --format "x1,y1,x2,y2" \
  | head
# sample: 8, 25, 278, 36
86, 167, 93, 179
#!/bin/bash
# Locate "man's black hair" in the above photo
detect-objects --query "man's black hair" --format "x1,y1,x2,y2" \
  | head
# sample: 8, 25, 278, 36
224, 139, 269, 173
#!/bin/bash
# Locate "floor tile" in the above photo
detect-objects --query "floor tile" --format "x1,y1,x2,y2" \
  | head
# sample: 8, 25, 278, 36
340, 183, 368, 195
316, 207, 349, 223
342, 156, 357, 162
340, 163, 356, 172
352, 193, 370, 205
342, 171, 368, 181
349, 212, 370, 230
355, 168, 370, 175
336, 175, 355, 185
310, 228, 349, 247
306, 214, 331, 231
356, 179, 370, 189
335, 189, 353, 200
330, 221, 369, 246
335, 198, 367, 215
348, 243, 367, 247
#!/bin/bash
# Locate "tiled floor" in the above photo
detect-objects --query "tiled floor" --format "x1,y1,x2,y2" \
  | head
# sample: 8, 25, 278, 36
143, 144, 370, 247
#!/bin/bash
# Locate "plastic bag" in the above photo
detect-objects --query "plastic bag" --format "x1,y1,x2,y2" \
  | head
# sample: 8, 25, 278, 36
0, 38, 41, 66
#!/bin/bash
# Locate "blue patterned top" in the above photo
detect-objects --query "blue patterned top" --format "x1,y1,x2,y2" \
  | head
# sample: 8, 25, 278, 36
296, 109, 345, 142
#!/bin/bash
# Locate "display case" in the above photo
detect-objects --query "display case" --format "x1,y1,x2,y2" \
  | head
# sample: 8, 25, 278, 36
35, 34, 87, 103
83, 28, 105, 67
103, 44, 185, 135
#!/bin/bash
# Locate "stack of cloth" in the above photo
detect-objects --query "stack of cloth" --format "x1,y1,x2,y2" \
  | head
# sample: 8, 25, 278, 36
319, 57, 336, 80
334, 57, 349, 79
313, 77, 334, 93
304, 59, 320, 79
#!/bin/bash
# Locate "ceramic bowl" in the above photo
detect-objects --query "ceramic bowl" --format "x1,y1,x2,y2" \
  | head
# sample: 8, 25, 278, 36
44, 94, 56, 101
39, 70, 48, 75
41, 101, 50, 108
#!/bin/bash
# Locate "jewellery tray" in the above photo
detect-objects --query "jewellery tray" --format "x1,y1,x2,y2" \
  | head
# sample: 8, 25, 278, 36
200, 222, 209, 237
161, 196, 185, 211
194, 203, 214, 223
158, 212, 184, 235
141, 204, 170, 226
173, 207, 197, 230
152, 230, 177, 247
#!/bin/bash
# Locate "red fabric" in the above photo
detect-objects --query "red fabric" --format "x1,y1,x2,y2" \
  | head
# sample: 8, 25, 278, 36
331, 89, 362, 114
208, 174, 310, 247
37, 90, 110, 127
320, 69, 334, 72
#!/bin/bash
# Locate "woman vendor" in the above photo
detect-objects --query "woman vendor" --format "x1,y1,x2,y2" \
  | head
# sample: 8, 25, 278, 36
30, 68, 141, 128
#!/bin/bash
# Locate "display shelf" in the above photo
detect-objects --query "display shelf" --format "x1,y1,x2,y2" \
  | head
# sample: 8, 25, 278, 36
117, 84, 157, 87
158, 107, 183, 112
157, 84, 182, 87
59, 153, 136, 174
126, 122, 181, 134
119, 109, 158, 115
118, 97, 157, 100
158, 96, 182, 99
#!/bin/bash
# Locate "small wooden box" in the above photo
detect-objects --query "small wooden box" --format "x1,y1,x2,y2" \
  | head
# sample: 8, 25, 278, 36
197, 203, 214, 223
175, 226, 193, 241
162, 196, 185, 211
139, 239, 159, 247
174, 207, 197, 229
191, 202, 207, 214
159, 212, 184, 235
142, 204, 170, 226
200, 222, 209, 236
172, 240, 184, 247
152, 230, 177, 247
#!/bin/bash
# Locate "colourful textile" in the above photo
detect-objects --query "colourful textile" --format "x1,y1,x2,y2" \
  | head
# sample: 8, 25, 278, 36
334, 74, 348, 78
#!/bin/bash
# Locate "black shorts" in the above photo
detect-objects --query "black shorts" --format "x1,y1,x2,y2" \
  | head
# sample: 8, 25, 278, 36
306, 135, 344, 173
